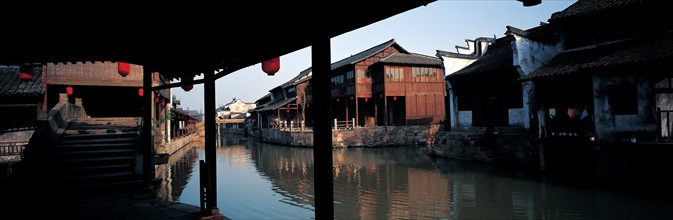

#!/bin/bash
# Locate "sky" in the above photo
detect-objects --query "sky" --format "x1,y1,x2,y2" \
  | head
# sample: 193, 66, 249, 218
172, 0, 576, 112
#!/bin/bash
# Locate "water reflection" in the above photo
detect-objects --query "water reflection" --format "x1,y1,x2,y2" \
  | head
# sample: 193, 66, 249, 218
155, 142, 200, 202
160, 134, 673, 220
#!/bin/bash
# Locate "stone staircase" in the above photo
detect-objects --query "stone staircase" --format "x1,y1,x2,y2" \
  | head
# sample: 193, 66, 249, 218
41, 117, 144, 195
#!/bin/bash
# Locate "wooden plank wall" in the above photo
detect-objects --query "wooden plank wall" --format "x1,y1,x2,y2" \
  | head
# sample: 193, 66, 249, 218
46, 62, 143, 87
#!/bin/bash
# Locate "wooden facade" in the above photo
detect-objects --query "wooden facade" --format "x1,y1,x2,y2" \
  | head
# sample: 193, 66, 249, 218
371, 59, 445, 126
46, 62, 142, 87
329, 40, 445, 127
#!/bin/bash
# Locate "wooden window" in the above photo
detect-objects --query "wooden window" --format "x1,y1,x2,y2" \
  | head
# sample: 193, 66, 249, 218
357, 69, 369, 78
385, 67, 404, 82
609, 83, 638, 115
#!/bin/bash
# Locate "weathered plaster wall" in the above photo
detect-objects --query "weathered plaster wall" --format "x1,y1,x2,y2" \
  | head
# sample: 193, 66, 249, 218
593, 74, 657, 141
511, 33, 561, 130
508, 108, 524, 127
457, 111, 472, 127
442, 57, 477, 75
447, 83, 457, 128
511, 35, 563, 77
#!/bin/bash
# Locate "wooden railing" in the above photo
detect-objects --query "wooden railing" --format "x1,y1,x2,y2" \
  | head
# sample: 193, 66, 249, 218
333, 118, 355, 130
0, 142, 27, 156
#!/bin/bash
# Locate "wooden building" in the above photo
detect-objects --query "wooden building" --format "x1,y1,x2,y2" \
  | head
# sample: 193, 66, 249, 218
370, 53, 445, 126
254, 68, 312, 130
0, 64, 44, 159
330, 39, 445, 127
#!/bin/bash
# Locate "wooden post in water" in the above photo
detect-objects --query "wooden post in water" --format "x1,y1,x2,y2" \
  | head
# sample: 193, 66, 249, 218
142, 66, 153, 184
312, 37, 334, 219
204, 70, 219, 214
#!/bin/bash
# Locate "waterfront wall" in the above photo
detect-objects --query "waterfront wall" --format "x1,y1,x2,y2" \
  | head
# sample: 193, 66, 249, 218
430, 129, 538, 166
164, 133, 199, 155
230, 125, 441, 148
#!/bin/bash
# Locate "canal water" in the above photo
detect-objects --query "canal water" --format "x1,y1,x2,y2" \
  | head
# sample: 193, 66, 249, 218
156, 134, 673, 219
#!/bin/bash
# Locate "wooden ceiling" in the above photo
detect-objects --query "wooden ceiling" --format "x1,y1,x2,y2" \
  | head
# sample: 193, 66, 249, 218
0, 2, 435, 81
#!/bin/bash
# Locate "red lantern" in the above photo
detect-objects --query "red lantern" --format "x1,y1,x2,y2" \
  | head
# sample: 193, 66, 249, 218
155, 97, 159, 103
286, 109, 290, 113
393, 96, 397, 101
138, 88, 144, 97
350, 96, 353, 100
379, 94, 383, 98
161, 99, 166, 106
262, 56, 280, 76
66, 86, 73, 95
182, 77, 194, 92
118, 62, 131, 77
336, 98, 339, 103
19, 65, 33, 81
365, 98, 368, 102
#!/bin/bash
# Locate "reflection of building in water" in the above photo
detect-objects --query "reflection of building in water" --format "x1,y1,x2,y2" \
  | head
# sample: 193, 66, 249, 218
250, 142, 315, 209
155, 143, 200, 201
335, 147, 452, 219
250, 143, 452, 219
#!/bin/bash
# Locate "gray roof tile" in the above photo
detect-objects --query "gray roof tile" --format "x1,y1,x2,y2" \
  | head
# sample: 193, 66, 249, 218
445, 36, 514, 79
330, 39, 408, 70
0, 65, 43, 97
520, 33, 673, 81
550, 0, 655, 21
379, 53, 442, 66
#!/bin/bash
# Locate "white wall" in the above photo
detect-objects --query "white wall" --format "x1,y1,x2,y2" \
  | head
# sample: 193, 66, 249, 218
442, 57, 477, 77
593, 74, 658, 140
458, 111, 472, 127
511, 34, 563, 77
509, 108, 524, 127
511, 30, 562, 129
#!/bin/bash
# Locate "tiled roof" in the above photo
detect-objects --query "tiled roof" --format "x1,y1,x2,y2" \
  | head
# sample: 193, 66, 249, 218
378, 53, 442, 66
445, 35, 514, 80
520, 33, 673, 81
0, 65, 43, 97
550, 0, 655, 21
330, 39, 408, 70
280, 67, 312, 89
435, 50, 479, 60
505, 24, 561, 44
257, 97, 297, 111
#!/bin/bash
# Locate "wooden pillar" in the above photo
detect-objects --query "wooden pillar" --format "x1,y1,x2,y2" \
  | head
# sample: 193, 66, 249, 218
142, 66, 153, 184
355, 96, 359, 127
384, 96, 388, 127
345, 97, 349, 128
311, 37, 333, 219
204, 70, 219, 213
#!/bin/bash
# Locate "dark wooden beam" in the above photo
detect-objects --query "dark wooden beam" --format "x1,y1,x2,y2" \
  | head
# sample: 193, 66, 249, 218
311, 37, 334, 219
203, 70, 219, 213
142, 66, 153, 184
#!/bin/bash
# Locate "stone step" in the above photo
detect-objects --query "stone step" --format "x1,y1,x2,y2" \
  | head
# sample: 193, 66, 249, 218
48, 164, 133, 175
48, 155, 135, 165
49, 171, 136, 182
61, 132, 136, 140
55, 142, 135, 150
37, 174, 145, 196
64, 128, 137, 135
59, 137, 136, 145
51, 149, 135, 159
